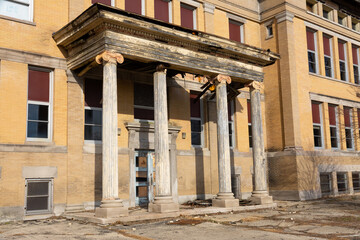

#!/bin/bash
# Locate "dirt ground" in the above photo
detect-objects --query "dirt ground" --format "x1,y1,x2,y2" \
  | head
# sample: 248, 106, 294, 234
1, 195, 360, 240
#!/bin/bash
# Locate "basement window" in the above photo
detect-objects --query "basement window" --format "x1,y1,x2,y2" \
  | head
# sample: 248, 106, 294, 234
337, 173, 348, 193
353, 172, 360, 192
25, 179, 53, 215
320, 173, 332, 195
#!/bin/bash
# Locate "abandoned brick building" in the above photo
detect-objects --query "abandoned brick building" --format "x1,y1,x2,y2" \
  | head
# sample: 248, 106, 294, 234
0, 0, 359, 220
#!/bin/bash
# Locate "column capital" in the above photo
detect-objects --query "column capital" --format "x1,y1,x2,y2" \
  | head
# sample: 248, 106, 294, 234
246, 81, 263, 91
216, 74, 231, 84
155, 64, 167, 73
96, 51, 124, 64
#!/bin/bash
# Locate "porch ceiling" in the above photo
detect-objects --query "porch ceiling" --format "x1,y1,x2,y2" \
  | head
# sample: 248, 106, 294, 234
53, 3, 279, 83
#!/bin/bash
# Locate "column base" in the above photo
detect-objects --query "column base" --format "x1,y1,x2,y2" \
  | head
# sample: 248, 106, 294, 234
212, 192, 239, 208
95, 199, 128, 218
148, 196, 179, 213
250, 191, 273, 205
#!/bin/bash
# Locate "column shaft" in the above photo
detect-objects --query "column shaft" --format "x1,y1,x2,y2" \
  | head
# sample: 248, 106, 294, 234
149, 69, 179, 213
216, 82, 232, 193
212, 78, 238, 208
250, 88, 267, 192
154, 71, 171, 197
102, 61, 119, 200
250, 86, 273, 204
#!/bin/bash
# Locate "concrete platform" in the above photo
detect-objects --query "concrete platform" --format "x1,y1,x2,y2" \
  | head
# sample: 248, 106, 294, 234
64, 203, 277, 225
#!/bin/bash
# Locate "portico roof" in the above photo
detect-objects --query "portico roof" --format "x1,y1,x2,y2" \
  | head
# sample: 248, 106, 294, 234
53, 3, 279, 83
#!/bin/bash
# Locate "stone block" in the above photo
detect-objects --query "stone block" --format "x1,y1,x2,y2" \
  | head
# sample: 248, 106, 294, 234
95, 207, 128, 218
250, 195, 273, 205
212, 198, 239, 208
148, 202, 179, 213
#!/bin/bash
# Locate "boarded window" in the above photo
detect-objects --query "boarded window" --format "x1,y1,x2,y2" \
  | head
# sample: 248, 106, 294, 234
125, 0, 142, 14
307, 29, 317, 73
229, 20, 242, 43
338, 42, 345, 61
306, 30, 315, 51
312, 102, 322, 147
181, 3, 195, 29
155, 0, 170, 22
28, 70, 50, 102
344, 107, 351, 127
84, 79, 102, 141
27, 68, 51, 139
26, 180, 52, 214
92, 0, 112, 5
328, 105, 338, 148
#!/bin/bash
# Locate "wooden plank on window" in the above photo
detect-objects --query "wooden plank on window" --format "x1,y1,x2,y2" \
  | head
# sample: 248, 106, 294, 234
328, 105, 336, 126
353, 47, 358, 65
306, 30, 315, 51
311, 102, 321, 124
125, 0, 142, 14
137, 186, 148, 197
155, 0, 169, 22
190, 92, 201, 118
28, 70, 50, 102
323, 35, 331, 56
247, 101, 251, 123
338, 42, 345, 60
344, 107, 351, 127
229, 20, 241, 42
92, 0, 112, 5
181, 3, 194, 29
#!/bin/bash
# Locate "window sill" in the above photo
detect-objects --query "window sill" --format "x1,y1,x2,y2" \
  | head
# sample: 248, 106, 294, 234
0, 14, 35, 26
309, 72, 359, 86
24, 140, 54, 146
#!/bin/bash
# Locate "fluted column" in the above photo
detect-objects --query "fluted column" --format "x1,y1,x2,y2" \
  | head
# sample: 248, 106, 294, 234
212, 75, 239, 208
95, 51, 128, 218
248, 81, 273, 205
148, 65, 179, 213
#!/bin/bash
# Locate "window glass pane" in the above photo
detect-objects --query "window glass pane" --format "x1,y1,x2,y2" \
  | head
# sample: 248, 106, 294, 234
27, 197, 48, 211
191, 133, 201, 146
84, 125, 102, 141
190, 93, 201, 118
248, 125, 252, 148
27, 122, 48, 138
0, 0, 30, 21
191, 119, 201, 132
308, 52, 316, 73
28, 182, 49, 196
85, 79, 102, 108
28, 104, 48, 121
85, 109, 102, 125
134, 107, 154, 120
134, 83, 154, 107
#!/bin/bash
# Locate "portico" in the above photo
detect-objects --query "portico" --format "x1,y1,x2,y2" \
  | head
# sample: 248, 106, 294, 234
53, 3, 278, 217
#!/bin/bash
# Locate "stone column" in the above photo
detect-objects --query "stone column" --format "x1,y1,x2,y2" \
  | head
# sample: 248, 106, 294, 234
95, 51, 128, 218
248, 81, 273, 205
148, 65, 179, 213
212, 75, 239, 208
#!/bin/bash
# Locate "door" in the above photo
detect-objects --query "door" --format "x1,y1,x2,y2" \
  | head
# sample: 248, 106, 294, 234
135, 150, 155, 206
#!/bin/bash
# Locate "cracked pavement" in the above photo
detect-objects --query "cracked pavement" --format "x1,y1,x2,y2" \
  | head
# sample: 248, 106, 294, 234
1, 195, 360, 240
